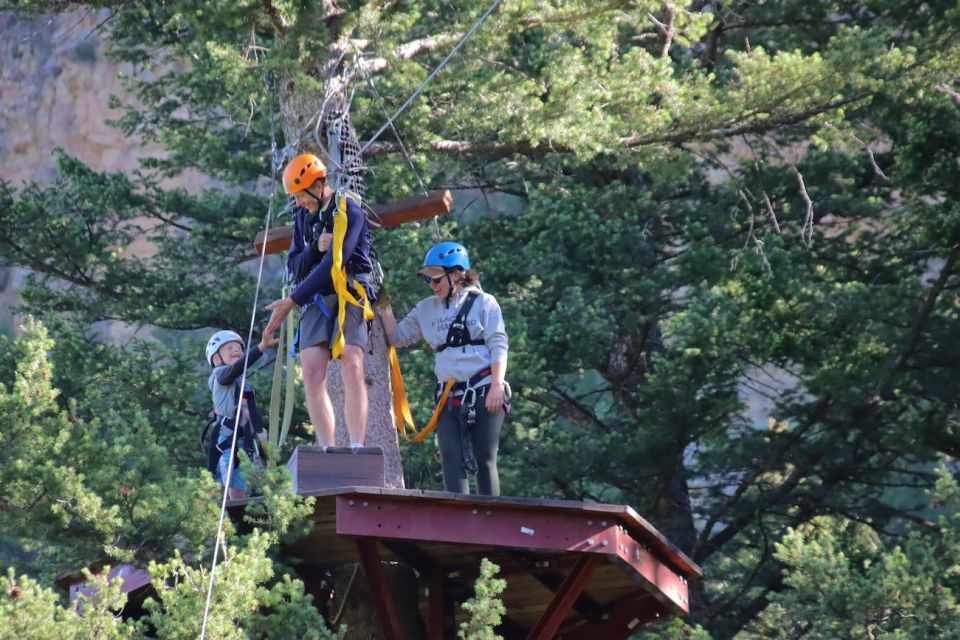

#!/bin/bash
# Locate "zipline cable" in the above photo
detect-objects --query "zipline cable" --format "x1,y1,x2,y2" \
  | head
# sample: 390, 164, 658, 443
358, 58, 429, 197
339, 0, 502, 177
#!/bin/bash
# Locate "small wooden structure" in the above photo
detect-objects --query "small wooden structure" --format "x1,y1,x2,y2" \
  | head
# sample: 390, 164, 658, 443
287, 445, 386, 492
255, 190, 453, 256
56, 563, 153, 617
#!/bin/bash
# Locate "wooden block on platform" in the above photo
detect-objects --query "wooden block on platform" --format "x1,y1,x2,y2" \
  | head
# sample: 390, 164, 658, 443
287, 445, 386, 492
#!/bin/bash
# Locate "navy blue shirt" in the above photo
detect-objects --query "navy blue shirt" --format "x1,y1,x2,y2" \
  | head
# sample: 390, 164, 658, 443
287, 196, 375, 306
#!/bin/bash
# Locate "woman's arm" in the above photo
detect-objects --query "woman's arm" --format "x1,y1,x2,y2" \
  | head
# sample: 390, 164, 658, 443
378, 301, 423, 347
378, 303, 400, 345
481, 295, 509, 412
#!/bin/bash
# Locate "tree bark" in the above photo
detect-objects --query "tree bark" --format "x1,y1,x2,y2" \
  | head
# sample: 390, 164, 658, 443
277, 67, 405, 488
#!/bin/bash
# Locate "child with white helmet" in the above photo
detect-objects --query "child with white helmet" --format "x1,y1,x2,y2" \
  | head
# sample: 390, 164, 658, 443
205, 329, 277, 499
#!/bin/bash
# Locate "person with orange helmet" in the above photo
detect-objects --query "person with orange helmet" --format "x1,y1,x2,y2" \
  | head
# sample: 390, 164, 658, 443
265, 153, 377, 450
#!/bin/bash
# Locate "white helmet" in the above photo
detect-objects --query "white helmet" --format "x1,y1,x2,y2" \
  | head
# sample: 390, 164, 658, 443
205, 330, 244, 366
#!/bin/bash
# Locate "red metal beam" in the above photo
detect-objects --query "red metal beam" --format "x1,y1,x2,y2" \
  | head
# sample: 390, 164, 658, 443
335, 494, 690, 614
254, 189, 453, 255
505, 551, 606, 624
355, 539, 406, 640
607, 526, 692, 614
526, 556, 601, 640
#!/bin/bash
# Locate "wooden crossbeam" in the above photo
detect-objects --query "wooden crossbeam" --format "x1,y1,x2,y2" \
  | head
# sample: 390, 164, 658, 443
254, 189, 453, 256
559, 593, 668, 640
526, 556, 601, 640
504, 551, 607, 624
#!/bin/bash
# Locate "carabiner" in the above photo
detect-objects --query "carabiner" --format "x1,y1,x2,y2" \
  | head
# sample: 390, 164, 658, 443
461, 386, 478, 408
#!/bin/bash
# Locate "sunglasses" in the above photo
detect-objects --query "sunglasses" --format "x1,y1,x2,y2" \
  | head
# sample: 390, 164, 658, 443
422, 274, 446, 285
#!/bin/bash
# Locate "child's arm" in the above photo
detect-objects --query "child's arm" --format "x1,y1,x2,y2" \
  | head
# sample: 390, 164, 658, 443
215, 346, 266, 386
258, 330, 279, 353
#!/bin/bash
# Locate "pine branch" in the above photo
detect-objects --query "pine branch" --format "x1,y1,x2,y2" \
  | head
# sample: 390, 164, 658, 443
257, 0, 290, 36
363, 92, 872, 157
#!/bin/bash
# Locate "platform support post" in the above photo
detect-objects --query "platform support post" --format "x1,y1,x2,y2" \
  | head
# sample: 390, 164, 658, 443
356, 539, 405, 640
426, 568, 445, 640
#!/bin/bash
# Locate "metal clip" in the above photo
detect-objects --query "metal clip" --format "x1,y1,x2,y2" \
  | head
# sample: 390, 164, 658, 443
461, 385, 478, 408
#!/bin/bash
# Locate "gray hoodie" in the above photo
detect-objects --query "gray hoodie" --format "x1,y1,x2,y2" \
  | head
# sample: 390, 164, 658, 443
390, 285, 508, 383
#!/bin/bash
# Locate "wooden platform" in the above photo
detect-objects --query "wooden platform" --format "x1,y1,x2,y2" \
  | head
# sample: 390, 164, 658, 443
269, 486, 702, 640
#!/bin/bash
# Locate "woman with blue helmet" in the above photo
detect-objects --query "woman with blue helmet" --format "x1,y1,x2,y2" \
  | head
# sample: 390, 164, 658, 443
380, 241, 509, 496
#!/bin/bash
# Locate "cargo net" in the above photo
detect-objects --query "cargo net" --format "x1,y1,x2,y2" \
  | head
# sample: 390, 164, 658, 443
317, 89, 366, 201
316, 83, 385, 284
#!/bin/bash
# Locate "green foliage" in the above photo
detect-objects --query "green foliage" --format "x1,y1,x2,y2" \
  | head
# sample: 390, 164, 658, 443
0, 568, 133, 640
744, 467, 960, 639
139, 530, 341, 640
3, 0, 960, 637
0, 319, 219, 576
458, 558, 506, 640
0, 153, 277, 331
640, 618, 713, 640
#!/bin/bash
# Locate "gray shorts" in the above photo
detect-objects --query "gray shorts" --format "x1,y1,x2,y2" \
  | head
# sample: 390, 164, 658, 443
297, 294, 369, 352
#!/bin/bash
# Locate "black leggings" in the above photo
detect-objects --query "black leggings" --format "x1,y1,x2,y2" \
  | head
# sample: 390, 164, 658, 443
436, 397, 504, 496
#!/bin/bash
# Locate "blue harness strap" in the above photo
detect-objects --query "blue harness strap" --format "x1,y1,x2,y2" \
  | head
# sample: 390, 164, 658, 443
312, 293, 335, 321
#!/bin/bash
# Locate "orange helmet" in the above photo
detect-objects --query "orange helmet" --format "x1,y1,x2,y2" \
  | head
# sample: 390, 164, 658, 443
282, 153, 327, 194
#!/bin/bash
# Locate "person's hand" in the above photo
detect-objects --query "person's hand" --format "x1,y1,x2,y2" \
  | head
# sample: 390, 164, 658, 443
264, 297, 297, 336
375, 283, 391, 309
318, 232, 333, 252
485, 382, 505, 413
258, 330, 279, 352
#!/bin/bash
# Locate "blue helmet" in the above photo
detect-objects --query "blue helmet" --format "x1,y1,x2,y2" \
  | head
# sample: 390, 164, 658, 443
422, 241, 470, 271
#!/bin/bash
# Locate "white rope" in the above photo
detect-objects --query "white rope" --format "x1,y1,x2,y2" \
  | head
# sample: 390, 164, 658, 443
198, 36, 280, 640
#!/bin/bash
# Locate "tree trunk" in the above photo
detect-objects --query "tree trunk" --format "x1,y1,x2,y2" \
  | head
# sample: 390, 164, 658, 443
277, 71, 404, 488
657, 467, 706, 622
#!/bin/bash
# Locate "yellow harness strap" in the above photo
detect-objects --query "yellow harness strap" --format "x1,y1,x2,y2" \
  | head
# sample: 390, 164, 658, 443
330, 192, 375, 359
389, 345, 455, 443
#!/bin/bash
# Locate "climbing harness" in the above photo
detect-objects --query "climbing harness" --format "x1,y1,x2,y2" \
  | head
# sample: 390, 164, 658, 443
390, 291, 488, 443
329, 189, 376, 359
453, 367, 492, 475
436, 291, 485, 353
